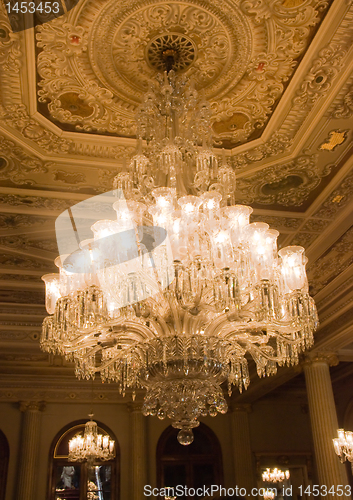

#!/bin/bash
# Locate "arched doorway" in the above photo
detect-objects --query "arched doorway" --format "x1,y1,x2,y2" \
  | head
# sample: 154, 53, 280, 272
157, 423, 223, 499
48, 420, 119, 500
0, 430, 9, 500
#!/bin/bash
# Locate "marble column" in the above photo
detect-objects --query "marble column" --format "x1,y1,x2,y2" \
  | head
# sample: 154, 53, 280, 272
303, 353, 350, 494
129, 404, 147, 500
16, 401, 45, 500
230, 404, 256, 492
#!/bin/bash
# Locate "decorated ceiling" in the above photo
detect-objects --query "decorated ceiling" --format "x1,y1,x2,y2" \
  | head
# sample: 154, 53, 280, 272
0, 0, 353, 402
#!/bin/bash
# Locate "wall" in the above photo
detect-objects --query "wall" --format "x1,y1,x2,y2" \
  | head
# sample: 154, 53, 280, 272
0, 394, 316, 500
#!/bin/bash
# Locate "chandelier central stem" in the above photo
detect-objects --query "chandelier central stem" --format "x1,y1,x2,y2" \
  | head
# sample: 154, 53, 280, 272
162, 48, 178, 73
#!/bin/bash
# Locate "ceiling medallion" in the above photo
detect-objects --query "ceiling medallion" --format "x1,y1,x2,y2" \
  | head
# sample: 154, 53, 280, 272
35, 0, 326, 142
146, 33, 197, 73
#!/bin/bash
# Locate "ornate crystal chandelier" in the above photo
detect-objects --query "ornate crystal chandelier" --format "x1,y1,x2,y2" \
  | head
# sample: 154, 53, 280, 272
41, 61, 318, 444
333, 429, 353, 471
263, 489, 276, 500
262, 468, 290, 483
68, 414, 115, 464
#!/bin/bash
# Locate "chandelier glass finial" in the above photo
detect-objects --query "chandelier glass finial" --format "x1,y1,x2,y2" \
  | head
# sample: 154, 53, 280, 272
41, 70, 318, 445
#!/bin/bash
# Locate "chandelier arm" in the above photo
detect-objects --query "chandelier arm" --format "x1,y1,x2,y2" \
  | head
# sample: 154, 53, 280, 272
147, 316, 173, 337
203, 312, 231, 337
223, 330, 269, 344
96, 350, 142, 372
68, 345, 102, 360
246, 344, 287, 364
122, 321, 159, 340
166, 293, 184, 335
184, 312, 207, 336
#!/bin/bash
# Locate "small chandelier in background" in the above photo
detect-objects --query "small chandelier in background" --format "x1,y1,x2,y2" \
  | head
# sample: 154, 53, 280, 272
263, 489, 276, 500
41, 48, 318, 445
68, 415, 115, 464
262, 468, 290, 483
333, 429, 353, 471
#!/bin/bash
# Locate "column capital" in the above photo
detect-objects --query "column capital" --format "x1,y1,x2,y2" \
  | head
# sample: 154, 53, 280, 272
127, 402, 144, 413
230, 403, 252, 413
18, 401, 46, 413
302, 351, 339, 368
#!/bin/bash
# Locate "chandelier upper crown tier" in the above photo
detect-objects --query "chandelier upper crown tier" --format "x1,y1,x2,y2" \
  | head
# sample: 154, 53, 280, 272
41, 70, 318, 445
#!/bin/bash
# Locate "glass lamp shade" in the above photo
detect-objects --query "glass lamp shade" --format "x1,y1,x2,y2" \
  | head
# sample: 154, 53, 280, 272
222, 205, 253, 246
278, 246, 308, 293
54, 254, 85, 296
243, 222, 277, 281
152, 187, 176, 211
178, 195, 203, 221
42, 274, 61, 314
91, 220, 120, 241
201, 192, 222, 218
206, 222, 234, 269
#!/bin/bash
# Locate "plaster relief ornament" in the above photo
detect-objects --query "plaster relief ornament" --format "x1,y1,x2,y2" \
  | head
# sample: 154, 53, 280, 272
40, 63, 319, 445
35, 0, 328, 145
235, 155, 328, 207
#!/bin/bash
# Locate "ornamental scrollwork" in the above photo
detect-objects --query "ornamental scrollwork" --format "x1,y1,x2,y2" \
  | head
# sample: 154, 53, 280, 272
35, 0, 328, 144
331, 82, 353, 119
0, 135, 49, 185
313, 168, 353, 219
307, 226, 353, 295
0, 193, 78, 211
293, 43, 348, 109
235, 155, 323, 206
0, 3, 22, 73
0, 214, 49, 228
0, 104, 74, 154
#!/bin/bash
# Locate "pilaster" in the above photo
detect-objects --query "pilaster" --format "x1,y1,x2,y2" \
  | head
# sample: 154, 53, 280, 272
16, 401, 45, 500
230, 404, 256, 492
303, 353, 350, 496
129, 403, 147, 500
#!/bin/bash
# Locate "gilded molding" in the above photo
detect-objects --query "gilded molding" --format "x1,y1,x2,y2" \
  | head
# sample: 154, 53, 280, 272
19, 401, 46, 412
35, 0, 327, 143
302, 351, 339, 367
